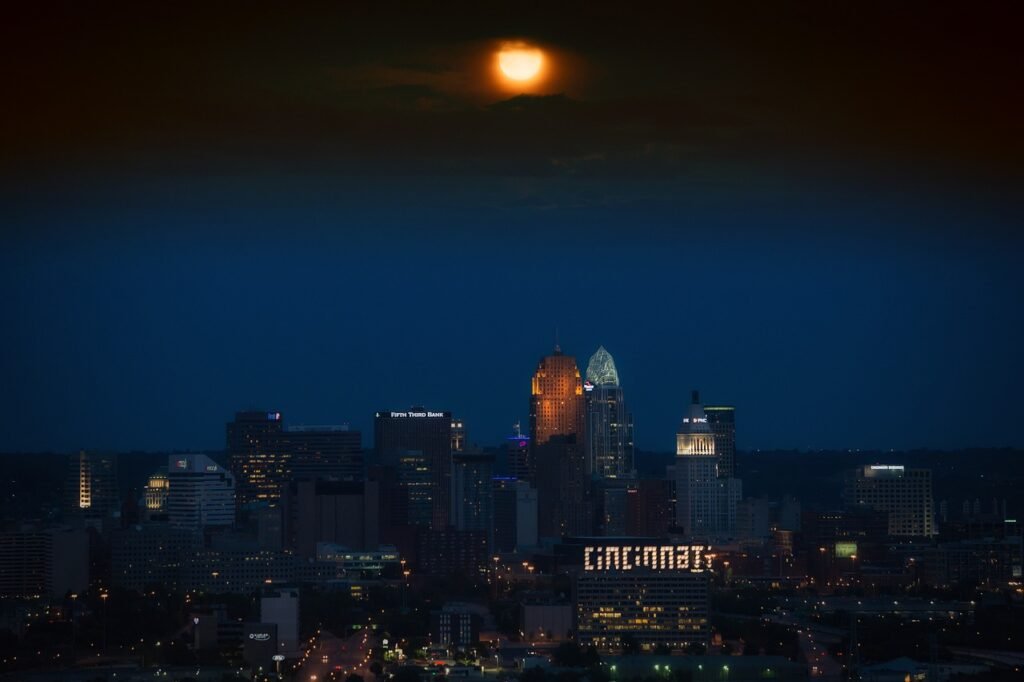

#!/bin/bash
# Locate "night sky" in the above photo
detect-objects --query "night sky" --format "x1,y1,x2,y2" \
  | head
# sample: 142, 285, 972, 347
2, 3, 1021, 453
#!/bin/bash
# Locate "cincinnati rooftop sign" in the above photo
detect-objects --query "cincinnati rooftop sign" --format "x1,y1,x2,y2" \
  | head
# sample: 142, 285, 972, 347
583, 544, 713, 572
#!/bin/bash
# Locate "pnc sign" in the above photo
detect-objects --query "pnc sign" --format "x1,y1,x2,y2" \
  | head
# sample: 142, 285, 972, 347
583, 544, 713, 573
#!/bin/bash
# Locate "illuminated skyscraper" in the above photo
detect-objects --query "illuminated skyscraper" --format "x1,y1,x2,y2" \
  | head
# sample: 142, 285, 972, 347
530, 348, 591, 538
227, 410, 286, 505
66, 451, 119, 519
451, 418, 466, 453
583, 346, 634, 478
144, 468, 170, 514
529, 347, 585, 447
704, 405, 736, 478
675, 391, 715, 456
504, 422, 532, 481
674, 392, 741, 538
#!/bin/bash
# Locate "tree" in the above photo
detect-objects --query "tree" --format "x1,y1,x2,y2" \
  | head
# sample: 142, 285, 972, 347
369, 661, 384, 677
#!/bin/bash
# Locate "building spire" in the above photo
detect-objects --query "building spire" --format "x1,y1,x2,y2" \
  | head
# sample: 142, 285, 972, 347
554, 326, 561, 353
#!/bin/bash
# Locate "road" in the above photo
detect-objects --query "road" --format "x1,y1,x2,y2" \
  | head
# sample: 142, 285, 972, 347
296, 627, 375, 682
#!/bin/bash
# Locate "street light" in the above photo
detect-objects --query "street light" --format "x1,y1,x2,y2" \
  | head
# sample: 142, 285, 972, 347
100, 593, 109, 651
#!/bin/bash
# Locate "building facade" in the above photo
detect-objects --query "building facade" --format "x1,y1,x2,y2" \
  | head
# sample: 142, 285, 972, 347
277, 425, 363, 482
0, 526, 89, 599
166, 454, 236, 530
66, 451, 119, 519
575, 542, 712, 651
674, 393, 741, 538
843, 465, 936, 537
529, 348, 585, 447
227, 410, 286, 505
704, 405, 736, 478
451, 453, 495, 551
674, 455, 741, 538
536, 435, 592, 539
375, 409, 453, 529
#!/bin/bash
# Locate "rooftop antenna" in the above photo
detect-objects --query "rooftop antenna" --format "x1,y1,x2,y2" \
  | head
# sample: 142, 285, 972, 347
554, 327, 561, 353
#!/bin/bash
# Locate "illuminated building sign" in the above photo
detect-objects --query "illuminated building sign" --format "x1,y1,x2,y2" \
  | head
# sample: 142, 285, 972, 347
681, 417, 708, 424
583, 380, 594, 392
834, 542, 858, 558
248, 632, 271, 641
267, 412, 281, 421
583, 544, 713, 572
175, 459, 189, 469
387, 411, 446, 418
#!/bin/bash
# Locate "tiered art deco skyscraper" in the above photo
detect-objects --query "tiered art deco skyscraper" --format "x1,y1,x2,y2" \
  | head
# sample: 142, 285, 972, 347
529, 346, 586, 447
530, 347, 590, 538
583, 346, 634, 478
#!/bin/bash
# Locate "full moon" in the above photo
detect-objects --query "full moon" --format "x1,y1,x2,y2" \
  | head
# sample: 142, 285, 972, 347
498, 47, 543, 82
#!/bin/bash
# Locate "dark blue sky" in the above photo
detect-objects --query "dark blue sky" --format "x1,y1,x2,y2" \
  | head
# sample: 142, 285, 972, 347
2, 174, 1021, 453
2, 3, 1021, 453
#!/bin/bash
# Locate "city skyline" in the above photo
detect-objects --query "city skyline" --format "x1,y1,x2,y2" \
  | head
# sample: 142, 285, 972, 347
1, 331, 1022, 454
2, 3, 1022, 676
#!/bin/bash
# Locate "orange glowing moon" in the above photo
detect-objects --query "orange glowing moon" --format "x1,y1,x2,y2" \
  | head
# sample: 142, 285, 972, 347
498, 47, 543, 81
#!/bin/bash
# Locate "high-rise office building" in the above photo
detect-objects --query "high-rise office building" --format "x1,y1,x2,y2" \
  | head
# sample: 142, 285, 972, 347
583, 346, 634, 478
675, 391, 716, 456
599, 479, 635, 536
674, 456, 741, 538
277, 425, 363, 481
227, 410, 286, 505
674, 395, 741, 538
536, 435, 592, 538
531, 348, 589, 539
396, 451, 433, 527
704, 405, 736, 478
0, 525, 89, 599
282, 479, 380, 557
529, 347, 585, 447
451, 453, 495, 551
66, 451, 119, 518
166, 454, 236, 530
144, 468, 170, 514
493, 477, 538, 552
843, 465, 936, 537
375, 409, 452, 529
504, 423, 532, 481
451, 418, 466, 454
628, 478, 674, 537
